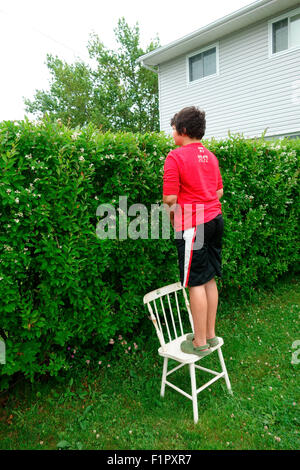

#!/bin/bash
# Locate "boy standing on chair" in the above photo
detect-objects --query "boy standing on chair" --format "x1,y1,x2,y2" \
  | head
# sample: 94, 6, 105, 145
162, 106, 224, 358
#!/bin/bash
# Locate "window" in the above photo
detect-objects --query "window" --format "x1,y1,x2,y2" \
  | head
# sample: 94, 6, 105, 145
290, 14, 300, 48
187, 45, 218, 82
270, 8, 300, 55
272, 18, 288, 53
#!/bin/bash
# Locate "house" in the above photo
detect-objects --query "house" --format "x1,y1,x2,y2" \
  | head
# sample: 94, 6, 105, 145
137, 0, 300, 140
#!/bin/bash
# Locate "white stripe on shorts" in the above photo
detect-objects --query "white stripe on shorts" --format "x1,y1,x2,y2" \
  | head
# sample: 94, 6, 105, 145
183, 226, 197, 287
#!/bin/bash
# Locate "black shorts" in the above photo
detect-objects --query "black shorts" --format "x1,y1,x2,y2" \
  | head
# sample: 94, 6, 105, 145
175, 214, 224, 287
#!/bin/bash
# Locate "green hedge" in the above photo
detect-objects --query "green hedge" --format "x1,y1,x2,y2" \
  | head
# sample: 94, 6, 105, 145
0, 116, 299, 389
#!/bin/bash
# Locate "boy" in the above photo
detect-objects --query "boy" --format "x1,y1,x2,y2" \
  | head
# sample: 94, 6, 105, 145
163, 106, 224, 357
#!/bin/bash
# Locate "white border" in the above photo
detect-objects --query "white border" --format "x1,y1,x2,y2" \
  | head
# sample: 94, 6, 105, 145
268, 6, 300, 59
186, 42, 219, 86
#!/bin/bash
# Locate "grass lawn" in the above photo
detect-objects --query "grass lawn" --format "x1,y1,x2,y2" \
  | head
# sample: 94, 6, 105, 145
0, 273, 299, 450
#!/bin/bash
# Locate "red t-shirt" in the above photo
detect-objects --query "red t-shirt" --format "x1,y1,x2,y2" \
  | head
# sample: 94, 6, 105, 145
163, 142, 223, 232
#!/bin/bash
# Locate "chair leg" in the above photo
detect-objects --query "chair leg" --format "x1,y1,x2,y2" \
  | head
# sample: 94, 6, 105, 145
189, 363, 198, 424
161, 357, 168, 397
217, 347, 233, 395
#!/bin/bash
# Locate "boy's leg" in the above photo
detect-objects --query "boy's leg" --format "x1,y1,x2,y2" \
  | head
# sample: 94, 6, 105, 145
188, 285, 208, 348
184, 216, 222, 348
205, 277, 218, 339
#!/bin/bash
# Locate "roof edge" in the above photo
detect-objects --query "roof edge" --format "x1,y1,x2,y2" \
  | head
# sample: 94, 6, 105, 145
136, 0, 277, 65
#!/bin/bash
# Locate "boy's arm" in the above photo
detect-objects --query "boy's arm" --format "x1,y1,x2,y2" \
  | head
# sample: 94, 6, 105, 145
216, 160, 223, 200
163, 153, 179, 228
163, 195, 177, 228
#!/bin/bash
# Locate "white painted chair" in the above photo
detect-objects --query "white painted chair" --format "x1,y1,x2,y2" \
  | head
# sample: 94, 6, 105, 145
143, 281, 233, 423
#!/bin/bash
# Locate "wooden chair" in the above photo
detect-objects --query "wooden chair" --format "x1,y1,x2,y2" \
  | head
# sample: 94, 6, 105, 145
143, 281, 233, 423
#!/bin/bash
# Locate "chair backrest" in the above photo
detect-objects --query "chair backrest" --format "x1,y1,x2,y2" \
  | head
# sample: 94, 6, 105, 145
143, 282, 194, 350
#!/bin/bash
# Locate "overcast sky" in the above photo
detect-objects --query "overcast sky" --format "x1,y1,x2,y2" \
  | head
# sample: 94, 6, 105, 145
0, 0, 254, 122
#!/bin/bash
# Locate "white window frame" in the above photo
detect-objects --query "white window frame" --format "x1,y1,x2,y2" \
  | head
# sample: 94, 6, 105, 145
268, 7, 300, 58
186, 42, 219, 86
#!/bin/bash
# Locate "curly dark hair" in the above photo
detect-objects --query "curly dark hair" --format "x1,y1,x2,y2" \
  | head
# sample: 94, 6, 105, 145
170, 106, 206, 139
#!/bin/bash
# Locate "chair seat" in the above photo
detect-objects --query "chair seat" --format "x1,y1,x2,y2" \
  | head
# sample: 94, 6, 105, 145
158, 335, 224, 363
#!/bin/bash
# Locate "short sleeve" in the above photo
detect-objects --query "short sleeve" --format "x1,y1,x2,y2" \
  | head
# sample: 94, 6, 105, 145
217, 164, 223, 190
163, 153, 180, 195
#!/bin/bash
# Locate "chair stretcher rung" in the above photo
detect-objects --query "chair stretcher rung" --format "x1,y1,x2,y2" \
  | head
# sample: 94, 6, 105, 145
165, 380, 192, 400
196, 372, 225, 394
166, 362, 186, 376
194, 364, 221, 375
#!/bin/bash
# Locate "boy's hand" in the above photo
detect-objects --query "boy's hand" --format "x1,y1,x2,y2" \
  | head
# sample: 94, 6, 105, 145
163, 195, 177, 206
217, 188, 223, 200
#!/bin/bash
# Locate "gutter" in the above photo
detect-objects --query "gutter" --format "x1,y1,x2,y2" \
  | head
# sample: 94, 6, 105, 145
139, 60, 158, 73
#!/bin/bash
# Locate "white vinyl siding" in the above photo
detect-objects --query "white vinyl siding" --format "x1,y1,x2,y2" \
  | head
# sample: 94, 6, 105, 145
158, 7, 300, 140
